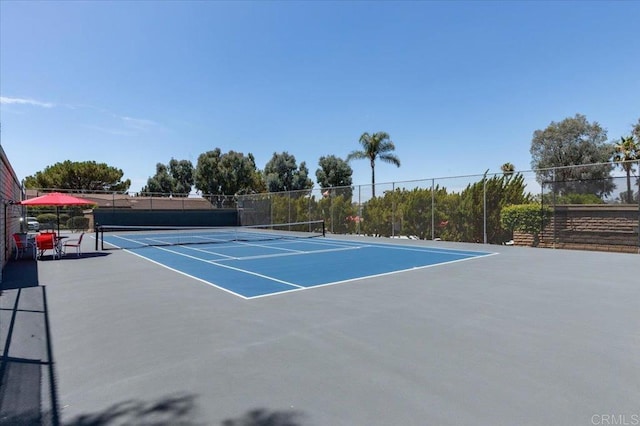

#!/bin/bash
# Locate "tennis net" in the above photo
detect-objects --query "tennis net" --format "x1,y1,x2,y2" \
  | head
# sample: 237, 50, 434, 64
96, 220, 325, 250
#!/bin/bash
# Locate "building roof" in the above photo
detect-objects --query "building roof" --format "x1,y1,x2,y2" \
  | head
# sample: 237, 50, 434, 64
24, 190, 216, 210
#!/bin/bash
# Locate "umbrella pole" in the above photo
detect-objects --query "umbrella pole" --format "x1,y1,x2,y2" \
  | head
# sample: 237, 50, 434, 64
57, 206, 60, 235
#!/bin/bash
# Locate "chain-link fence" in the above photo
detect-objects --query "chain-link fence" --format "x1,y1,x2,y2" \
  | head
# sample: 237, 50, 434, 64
237, 172, 536, 243
238, 161, 640, 252
23, 161, 640, 252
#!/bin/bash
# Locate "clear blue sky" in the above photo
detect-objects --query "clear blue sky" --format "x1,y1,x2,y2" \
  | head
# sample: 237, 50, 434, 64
1, 1, 638, 193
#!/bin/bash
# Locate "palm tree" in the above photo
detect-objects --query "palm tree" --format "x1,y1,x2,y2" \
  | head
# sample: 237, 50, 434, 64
347, 131, 400, 197
613, 136, 639, 203
501, 162, 515, 177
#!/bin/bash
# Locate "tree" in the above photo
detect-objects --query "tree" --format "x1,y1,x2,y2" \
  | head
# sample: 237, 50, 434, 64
169, 159, 194, 195
612, 136, 639, 203
195, 149, 263, 202
530, 114, 614, 198
142, 158, 194, 196
141, 163, 174, 196
317, 192, 356, 234
316, 155, 353, 199
346, 131, 400, 197
501, 162, 515, 176
24, 160, 130, 192
454, 173, 532, 244
263, 152, 313, 194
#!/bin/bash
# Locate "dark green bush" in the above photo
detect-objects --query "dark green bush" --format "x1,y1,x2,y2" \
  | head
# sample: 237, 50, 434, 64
36, 213, 58, 226
501, 204, 552, 234
59, 214, 70, 225
501, 204, 552, 246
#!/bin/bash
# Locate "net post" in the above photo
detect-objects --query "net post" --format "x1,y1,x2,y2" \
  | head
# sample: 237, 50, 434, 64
95, 224, 99, 251
322, 220, 326, 237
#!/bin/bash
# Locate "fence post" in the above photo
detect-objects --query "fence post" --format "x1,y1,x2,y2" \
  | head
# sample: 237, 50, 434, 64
391, 182, 395, 237
288, 191, 291, 226
483, 176, 487, 244
552, 168, 557, 249
431, 179, 435, 241
308, 193, 311, 231
540, 179, 545, 244
358, 185, 362, 235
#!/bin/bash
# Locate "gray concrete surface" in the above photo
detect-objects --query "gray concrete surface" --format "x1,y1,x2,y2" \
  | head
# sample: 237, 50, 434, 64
2, 233, 639, 425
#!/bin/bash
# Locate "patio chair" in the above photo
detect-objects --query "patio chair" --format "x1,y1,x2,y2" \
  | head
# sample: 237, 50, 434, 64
36, 233, 59, 260
12, 233, 36, 260
63, 233, 84, 257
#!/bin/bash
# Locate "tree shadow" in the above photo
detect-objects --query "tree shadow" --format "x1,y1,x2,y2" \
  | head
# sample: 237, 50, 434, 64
54, 398, 304, 426
1, 263, 305, 426
64, 393, 200, 426
222, 408, 305, 426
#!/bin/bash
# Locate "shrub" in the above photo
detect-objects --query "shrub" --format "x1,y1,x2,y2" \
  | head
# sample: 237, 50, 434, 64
36, 213, 58, 227
59, 214, 70, 226
501, 204, 552, 245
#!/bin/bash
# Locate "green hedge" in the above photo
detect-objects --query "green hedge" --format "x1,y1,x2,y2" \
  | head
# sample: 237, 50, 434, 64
36, 213, 58, 226
501, 204, 552, 235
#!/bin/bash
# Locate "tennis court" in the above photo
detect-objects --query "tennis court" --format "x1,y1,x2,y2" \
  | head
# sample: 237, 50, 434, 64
99, 225, 495, 298
3, 233, 638, 425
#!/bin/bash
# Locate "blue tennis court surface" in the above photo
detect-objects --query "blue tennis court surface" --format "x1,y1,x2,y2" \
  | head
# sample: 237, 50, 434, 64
104, 235, 496, 299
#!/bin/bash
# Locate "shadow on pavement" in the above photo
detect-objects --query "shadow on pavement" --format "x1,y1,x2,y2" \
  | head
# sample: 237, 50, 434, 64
34, 251, 111, 262
1, 258, 38, 290
1, 262, 304, 426
63, 393, 200, 426
64, 402, 304, 426
0, 260, 60, 425
57, 252, 111, 261
222, 408, 306, 426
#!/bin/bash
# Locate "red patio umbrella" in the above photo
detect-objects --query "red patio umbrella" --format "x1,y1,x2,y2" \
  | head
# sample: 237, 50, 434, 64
20, 192, 96, 234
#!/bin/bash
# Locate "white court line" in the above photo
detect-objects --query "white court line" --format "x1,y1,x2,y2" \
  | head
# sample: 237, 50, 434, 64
215, 245, 363, 262
247, 237, 488, 257
234, 240, 305, 253
147, 239, 363, 261
269, 237, 495, 256
108, 234, 330, 259
246, 252, 499, 300
119, 248, 251, 300
110, 234, 153, 246
358, 244, 483, 256
109, 233, 230, 247
149, 245, 305, 289
257, 238, 366, 249
178, 239, 306, 259
176, 237, 357, 258
179, 245, 238, 259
